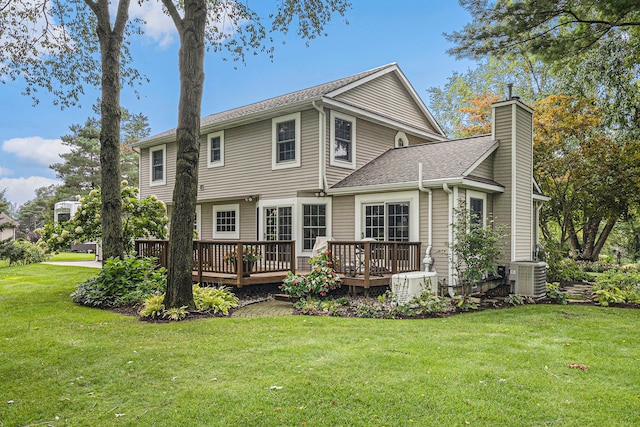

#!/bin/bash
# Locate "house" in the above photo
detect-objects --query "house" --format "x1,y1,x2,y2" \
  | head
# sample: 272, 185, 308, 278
0, 212, 18, 241
135, 63, 546, 293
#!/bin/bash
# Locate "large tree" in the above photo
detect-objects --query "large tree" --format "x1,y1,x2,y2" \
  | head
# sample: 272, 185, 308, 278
159, 0, 351, 308
51, 110, 148, 198
446, 0, 640, 64
2, 0, 144, 260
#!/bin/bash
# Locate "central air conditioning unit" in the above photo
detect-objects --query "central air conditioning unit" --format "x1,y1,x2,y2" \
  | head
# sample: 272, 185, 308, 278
390, 271, 438, 304
511, 261, 546, 297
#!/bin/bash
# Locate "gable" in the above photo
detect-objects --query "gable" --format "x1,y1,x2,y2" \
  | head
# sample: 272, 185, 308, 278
333, 72, 438, 133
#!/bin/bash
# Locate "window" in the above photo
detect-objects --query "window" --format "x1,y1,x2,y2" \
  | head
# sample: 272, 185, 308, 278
330, 111, 356, 169
207, 130, 224, 168
364, 202, 410, 242
395, 131, 408, 148
302, 204, 327, 251
467, 191, 487, 227
272, 113, 301, 169
212, 204, 239, 239
150, 145, 166, 186
265, 206, 292, 240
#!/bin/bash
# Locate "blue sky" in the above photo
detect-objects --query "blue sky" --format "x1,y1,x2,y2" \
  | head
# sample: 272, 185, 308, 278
0, 1, 476, 207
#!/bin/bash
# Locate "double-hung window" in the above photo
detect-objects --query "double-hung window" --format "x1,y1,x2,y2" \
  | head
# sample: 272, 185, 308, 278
272, 113, 301, 169
150, 145, 166, 186
302, 204, 327, 251
330, 111, 356, 169
207, 130, 224, 168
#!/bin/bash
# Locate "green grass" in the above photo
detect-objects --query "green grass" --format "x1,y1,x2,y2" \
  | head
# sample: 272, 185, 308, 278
1, 264, 640, 426
48, 251, 97, 262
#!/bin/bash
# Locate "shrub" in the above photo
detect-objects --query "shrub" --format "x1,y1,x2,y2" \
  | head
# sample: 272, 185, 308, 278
72, 256, 166, 308
546, 282, 568, 305
280, 250, 341, 298
547, 258, 589, 283
504, 294, 525, 306
139, 294, 165, 319
0, 239, 49, 265
139, 284, 239, 320
192, 284, 239, 315
592, 270, 640, 306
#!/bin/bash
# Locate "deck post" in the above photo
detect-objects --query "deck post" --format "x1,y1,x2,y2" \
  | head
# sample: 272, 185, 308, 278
391, 243, 398, 274
236, 242, 243, 288
290, 240, 296, 274
363, 241, 371, 289
197, 241, 203, 284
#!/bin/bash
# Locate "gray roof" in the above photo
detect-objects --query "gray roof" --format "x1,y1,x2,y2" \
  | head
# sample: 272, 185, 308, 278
0, 212, 18, 227
331, 135, 500, 189
140, 63, 398, 143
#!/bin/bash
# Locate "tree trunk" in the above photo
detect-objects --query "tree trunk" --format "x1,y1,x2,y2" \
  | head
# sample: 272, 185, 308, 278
92, 0, 129, 262
163, 0, 206, 309
590, 218, 617, 261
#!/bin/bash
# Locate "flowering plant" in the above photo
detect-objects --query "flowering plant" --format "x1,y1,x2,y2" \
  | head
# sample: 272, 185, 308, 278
280, 250, 340, 298
224, 246, 262, 264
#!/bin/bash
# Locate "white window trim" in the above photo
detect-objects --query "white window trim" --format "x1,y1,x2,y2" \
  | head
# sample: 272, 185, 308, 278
354, 191, 419, 241
466, 190, 487, 228
330, 110, 357, 169
206, 130, 225, 168
272, 112, 301, 170
213, 203, 240, 239
194, 205, 202, 240
257, 197, 333, 257
395, 131, 409, 148
149, 144, 166, 187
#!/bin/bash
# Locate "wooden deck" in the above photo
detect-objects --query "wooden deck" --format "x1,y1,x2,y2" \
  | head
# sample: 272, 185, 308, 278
135, 239, 422, 292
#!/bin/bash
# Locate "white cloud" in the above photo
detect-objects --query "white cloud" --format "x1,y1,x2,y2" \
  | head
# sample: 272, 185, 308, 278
0, 176, 60, 206
2, 136, 70, 167
129, 2, 177, 47
0, 166, 12, 177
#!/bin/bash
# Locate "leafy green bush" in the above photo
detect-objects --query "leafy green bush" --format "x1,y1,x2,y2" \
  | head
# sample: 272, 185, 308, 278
139, 284, 239, 320
592, 270, 640, 306
0, 239, 49, 265
545, 282, 568, 305
72, 256, 166, 307
192, 284, 239, 315
280, 251, 341, 298
547, 257, 589, 283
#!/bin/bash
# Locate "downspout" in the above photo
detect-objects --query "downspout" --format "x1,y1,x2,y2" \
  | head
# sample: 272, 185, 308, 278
418, 163, 434, 273
443, 183, 455, 297
312, 101, 328, 192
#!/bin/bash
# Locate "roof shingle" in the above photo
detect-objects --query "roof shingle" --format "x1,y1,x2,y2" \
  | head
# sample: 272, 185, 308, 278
331, 135, 499, 189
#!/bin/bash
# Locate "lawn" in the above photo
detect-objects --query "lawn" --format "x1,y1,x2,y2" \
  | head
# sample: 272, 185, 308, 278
48, 251, 97, 262
1, 264, 639, 426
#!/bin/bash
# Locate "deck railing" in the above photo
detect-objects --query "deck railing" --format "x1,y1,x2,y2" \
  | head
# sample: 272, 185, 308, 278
135, 239, 421, 288
135, 240, 296, 282
327, 241, 422, 280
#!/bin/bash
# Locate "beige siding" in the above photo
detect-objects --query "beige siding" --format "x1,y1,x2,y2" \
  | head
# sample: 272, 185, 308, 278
492, 104, 514, 264
469, 154, 494, 180
334, 72, 437, 132
239, 200, 258, 240
326, 117, 396, 186
514, 107, 533, 259
331, 195, 355, 240
430, 189, 450, 264
196, 108, 320, 202
139, 144, 178, 201
200, 203, 213, 239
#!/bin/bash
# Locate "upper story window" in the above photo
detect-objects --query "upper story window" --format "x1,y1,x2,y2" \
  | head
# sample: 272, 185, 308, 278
272, 112, 301, 170
395, 131, 408, 148
149, 144, 166, 186
207, 130, 224, 168
330, 111, 356, 169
